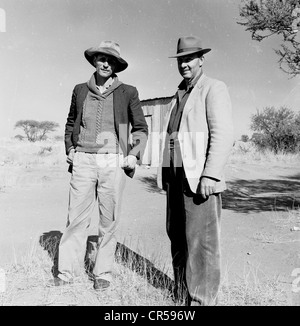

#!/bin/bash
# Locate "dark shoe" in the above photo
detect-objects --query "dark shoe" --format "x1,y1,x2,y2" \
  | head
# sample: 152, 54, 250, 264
190, 297, 218, 306
190, 300, 202, 306
93, 278, 110, 291
47, 277, 72, 287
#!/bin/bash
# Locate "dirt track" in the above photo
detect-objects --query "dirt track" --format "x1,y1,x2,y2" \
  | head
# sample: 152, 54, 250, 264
0, 162, 300, 305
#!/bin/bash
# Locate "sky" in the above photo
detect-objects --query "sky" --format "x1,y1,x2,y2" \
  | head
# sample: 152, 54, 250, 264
0, 0, 300, 140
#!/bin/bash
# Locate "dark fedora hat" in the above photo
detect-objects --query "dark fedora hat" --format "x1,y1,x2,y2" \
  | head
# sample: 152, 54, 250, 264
169, 36, 211, 58
84, 41, 128, 73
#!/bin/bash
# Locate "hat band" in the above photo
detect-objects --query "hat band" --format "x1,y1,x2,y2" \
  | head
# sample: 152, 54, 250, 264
177, 47, 203, 53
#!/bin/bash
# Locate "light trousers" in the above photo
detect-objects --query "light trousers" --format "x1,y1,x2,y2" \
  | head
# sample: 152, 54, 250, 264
58, 152, 126, 282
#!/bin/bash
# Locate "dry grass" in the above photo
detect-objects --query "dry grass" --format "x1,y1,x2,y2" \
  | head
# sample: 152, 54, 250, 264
0, 237, 175, 306
0, 138, 65, 191
0, 138, 65, 167
0, 234, 290, 306
229, 141, 300, 165
252, 207, 300, 244
219, 278, 287, 306
0, 137, 298, 306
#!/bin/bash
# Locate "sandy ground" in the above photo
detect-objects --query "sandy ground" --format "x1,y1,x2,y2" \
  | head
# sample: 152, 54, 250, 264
0, 161, 300, 305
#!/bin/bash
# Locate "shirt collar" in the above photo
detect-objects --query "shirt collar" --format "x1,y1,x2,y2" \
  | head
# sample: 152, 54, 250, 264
178, 69, 203, 92
96, 75, 117, 92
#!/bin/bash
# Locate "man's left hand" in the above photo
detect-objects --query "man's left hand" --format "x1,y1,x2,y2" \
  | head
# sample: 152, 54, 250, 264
197, 177, 217, 199
121, 155, 137, 170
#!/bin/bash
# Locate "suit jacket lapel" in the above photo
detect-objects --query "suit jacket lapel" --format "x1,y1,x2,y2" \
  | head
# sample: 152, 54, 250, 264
113, 85, 126, 137
76, 84, 89, 117
180, 74, 205, 123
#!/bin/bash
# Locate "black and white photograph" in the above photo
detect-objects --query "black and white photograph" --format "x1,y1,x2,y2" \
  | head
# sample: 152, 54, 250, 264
0, 0, 300, 308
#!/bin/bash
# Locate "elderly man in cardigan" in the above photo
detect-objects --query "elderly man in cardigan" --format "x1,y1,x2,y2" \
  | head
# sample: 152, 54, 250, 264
51, 41, 148, 291
157, 36, 234, 305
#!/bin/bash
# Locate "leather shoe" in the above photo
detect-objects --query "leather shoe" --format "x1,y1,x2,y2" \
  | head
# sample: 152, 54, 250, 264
47, 277, 72, 287
93, 278, 110, 291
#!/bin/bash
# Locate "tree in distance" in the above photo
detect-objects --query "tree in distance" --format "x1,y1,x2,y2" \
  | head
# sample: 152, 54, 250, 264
14, 120, 59, 142
250, 106, 300, 153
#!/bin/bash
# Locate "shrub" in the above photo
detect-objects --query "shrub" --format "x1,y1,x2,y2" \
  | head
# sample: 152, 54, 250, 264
250, 106, 300, 154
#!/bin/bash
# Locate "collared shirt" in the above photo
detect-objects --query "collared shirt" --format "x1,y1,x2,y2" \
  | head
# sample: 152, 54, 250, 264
167, 70, 203, 136
166, 70, 203, 174
96, 76, 114, 94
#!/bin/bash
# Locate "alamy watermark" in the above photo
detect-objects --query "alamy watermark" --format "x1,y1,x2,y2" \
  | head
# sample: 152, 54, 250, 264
0, 8, 6, 32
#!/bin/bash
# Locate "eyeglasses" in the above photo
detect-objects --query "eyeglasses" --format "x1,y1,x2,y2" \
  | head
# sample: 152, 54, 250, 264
95, 55, 116, 66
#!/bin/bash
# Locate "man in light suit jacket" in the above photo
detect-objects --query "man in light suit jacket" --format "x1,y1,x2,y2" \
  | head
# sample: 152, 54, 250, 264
51, 41, 148, 291
157, 36, 234, 306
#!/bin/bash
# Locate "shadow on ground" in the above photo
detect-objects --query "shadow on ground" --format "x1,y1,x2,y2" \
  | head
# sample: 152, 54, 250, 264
138, 172, 300, 213
223, 174, 300, 213
137, 175, 164, 194
39, 231, 174, 293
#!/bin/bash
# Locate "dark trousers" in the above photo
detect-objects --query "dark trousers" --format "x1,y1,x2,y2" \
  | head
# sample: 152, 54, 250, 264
164, 164, 222, 306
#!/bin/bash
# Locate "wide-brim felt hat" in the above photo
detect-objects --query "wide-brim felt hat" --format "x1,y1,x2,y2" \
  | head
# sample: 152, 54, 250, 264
169, 36, 211, 58
84, 41, 128, 73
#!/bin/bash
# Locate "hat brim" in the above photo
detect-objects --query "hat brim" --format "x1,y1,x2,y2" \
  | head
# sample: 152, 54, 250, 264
169, 48, 211, 58
84, 48, 128, 73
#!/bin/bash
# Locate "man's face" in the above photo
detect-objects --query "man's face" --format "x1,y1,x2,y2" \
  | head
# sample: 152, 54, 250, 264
93, 54, 116, 79
177, 53, 204, 80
